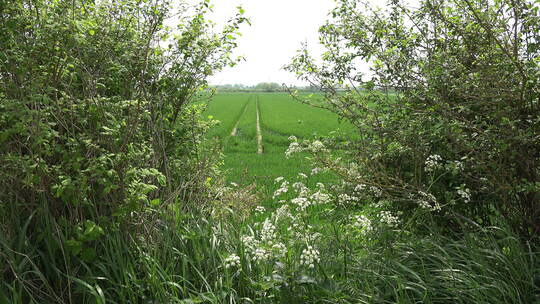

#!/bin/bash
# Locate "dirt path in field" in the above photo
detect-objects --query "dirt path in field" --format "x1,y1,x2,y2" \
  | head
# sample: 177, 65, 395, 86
256, 97, 263, 154
230, 101, 249, 136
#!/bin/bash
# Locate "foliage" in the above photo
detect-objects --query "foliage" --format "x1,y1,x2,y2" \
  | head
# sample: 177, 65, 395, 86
219, 175, 539, 303
0, 0, 246, 223
286, 0, 540, 241
1, 0, 539, 302
0, 0, 246, 301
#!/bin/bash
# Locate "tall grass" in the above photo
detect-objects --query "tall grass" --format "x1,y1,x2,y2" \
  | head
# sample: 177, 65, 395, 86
344, 225, 539, 303
2, 201, 537, 303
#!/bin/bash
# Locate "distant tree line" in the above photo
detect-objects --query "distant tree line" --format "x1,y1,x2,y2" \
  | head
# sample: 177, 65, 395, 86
210, 83, 397, 93
210, 82, 324, 92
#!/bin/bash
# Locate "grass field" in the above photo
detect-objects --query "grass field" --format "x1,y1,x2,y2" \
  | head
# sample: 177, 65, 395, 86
204, 92, 355, 198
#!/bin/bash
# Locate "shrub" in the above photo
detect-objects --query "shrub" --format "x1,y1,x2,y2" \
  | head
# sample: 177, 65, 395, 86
0, 0, 246, 301
286, 0, 540, 241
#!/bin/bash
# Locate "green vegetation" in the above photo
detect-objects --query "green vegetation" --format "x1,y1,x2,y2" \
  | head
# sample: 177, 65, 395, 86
1, 0, 539, 303
205, 92, 349, 193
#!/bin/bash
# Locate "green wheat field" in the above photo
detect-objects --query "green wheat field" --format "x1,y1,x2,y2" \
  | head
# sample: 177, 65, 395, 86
204, 92, 354, 196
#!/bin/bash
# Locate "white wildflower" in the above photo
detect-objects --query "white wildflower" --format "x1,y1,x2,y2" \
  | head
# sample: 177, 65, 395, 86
293, 182, 305, 190
445, 160, 464, 173
369, 186, 383, 198
354, 184, 367, 193
338, 193, 353, 204
253, 247, 271, 262
285, 142, 303, 158
274, 176, 285, 183
425, 154, 443, 172
288, 135, 297, 142
300, 245, 320, 268
418, 191, 441, 211
291, 197, 311, 211
380, 211, 400, 228
273, 181, 289, 199
311, 167, 322, 175
260, 218, 276, 242
305, 232, 322, 242
457, 187, 471, 203
298, 186, 309, 198
224, 254, 241, 269
350, 215, 373, 235
310, 191, 331, 204
309, 140, 325, 152
241, 235, 259, 251
255, 206, 266, 213
298, 172, 308, 179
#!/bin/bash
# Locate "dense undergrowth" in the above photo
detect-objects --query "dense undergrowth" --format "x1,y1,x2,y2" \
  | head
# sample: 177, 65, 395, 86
1, 0, 539, 303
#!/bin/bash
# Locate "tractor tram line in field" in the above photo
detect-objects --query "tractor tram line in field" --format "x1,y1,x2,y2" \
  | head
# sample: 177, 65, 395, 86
230, 98, 251, 136
227, 94, 264, 154
255, 96, 263, 154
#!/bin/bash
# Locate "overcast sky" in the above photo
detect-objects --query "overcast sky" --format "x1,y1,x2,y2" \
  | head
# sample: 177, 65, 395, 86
203, 0, 392, 86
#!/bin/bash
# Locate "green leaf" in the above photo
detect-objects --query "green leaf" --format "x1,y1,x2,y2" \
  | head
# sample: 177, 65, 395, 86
150, 198, 161, 206
65, 239, 82, 256
82, 220, 104, 242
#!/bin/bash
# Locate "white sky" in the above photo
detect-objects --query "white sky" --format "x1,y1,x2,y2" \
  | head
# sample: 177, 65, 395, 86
203, 0, 391, 86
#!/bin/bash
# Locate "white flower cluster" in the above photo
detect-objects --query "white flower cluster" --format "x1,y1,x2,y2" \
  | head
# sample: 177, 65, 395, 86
417, 191, 441, 211
260, 218, 277, 242
230, 174, 336, 271
273, 181, 289, 199
380, 211, 400, 228
241, 235, 259, 251
240, 218, 288, 263
293, 182, 305, 190
425, 154, 443, 172
224, 254, 241, 269
300, 245, 320, 268
338, 193, 359, 204
457, 186, 471, 203
311, 167, 322, 175
288, 135, 297, 142
310, 191, 332, 204
274, 176, 285, 183
292, 182, 309, 197
309, 140, 325, 153
369, 186, 383, 198
445, 160, 464, 173
253, 247, 271, 262
298, 172, 308, 179
350, 215, 373, 235
354, 184, 367, 193
285, 142, 303, 158
291, 197, 312, 211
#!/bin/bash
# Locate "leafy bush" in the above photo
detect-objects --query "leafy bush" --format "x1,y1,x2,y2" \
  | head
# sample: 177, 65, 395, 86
286, 0, 540, 241
0, 0, 245, 301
